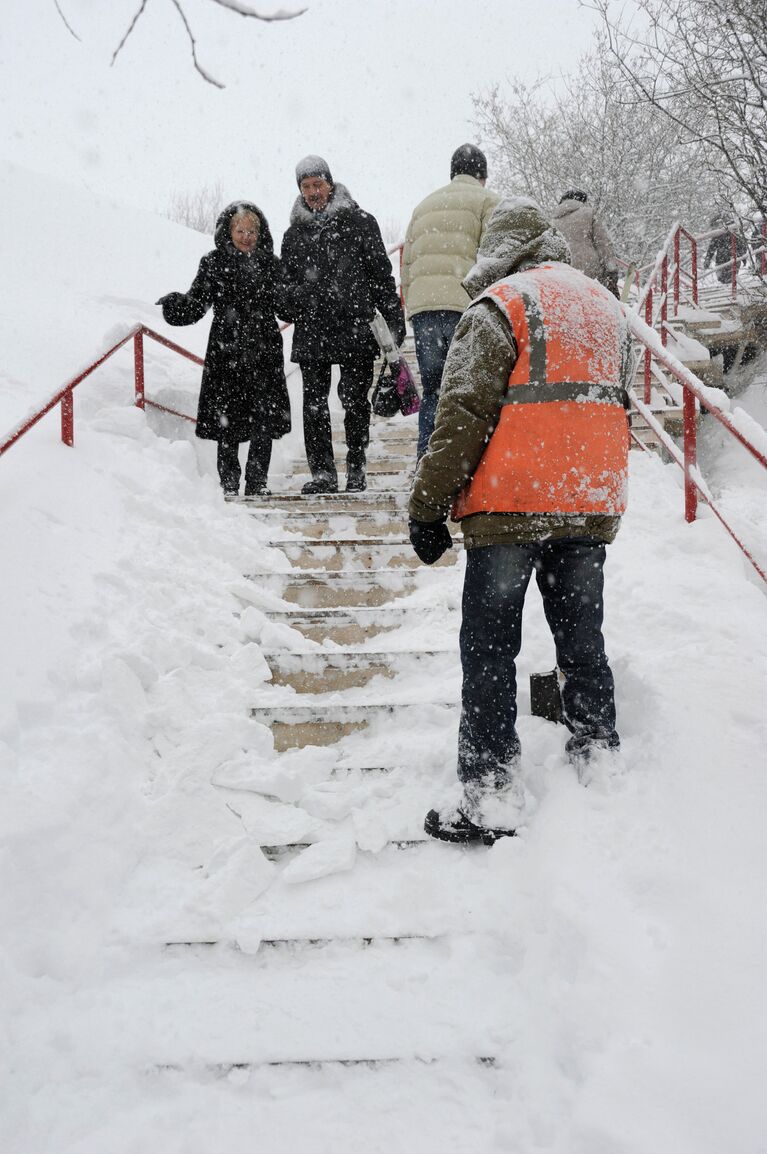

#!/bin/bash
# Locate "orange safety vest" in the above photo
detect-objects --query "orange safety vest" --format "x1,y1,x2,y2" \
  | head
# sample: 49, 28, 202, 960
452, 264, 630, 520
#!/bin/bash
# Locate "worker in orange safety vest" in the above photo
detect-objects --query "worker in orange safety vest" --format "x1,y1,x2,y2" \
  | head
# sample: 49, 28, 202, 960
408, 196, 632, 844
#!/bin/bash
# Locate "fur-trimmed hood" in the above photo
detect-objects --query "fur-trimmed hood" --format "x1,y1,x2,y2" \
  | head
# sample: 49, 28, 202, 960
214, 201, 275, 254
462, 196, 571, 299
289, 182, 357, 227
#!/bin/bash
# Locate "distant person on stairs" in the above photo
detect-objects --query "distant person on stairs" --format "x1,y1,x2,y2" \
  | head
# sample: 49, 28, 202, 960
551, 189, 619, 298
402, 144, 500, 460
157, 202, 290, 497
704, 214, 748, 284
280, 155, 406, 494
408, 197, 632, 845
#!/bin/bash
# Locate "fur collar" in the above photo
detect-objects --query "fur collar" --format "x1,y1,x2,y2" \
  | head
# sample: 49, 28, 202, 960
289, 182, 357, 227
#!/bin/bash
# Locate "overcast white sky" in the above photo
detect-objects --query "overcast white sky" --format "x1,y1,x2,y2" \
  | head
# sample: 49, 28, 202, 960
2, 0, 606, 243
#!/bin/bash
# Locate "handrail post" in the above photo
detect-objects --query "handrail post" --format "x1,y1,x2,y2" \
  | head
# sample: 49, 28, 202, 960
134, 328, 145, 409
673, 229, 680, 312
731, 233, 738, 299
683, 384, 698, 522
660, 257, 668, 347
691, 238, 698, 305
644, 289, 653, 404
61, 389, 74, 447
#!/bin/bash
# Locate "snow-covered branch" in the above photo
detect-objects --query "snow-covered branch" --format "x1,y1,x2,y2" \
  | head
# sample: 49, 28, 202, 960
56, 0, 306, 88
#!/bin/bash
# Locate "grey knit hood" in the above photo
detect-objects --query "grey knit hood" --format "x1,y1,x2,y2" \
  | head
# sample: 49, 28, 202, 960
462, 196, 571, 299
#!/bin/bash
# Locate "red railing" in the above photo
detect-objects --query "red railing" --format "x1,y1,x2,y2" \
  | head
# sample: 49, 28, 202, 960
0, 242, 405, 458
0, 324, 205, 458
626, 308, 767, 584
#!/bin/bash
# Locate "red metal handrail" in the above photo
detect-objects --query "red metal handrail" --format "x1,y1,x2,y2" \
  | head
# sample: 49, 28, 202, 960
626, 307, 767, 584
1, 241, 406, 459
0, 324, 206, 458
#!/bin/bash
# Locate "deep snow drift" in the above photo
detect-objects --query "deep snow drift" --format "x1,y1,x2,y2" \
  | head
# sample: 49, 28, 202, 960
1, 162, 767, 1153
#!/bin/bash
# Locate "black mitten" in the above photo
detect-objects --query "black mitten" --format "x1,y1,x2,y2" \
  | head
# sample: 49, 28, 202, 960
409, 519, 453, 565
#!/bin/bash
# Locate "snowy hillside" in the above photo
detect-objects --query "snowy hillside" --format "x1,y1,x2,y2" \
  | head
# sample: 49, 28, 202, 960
2, 166, 767, 1153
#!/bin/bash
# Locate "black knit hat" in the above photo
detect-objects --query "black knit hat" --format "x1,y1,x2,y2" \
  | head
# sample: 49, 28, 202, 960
296, 154, 333, 188
559, 188, 588, 204
450, 143, 488, 181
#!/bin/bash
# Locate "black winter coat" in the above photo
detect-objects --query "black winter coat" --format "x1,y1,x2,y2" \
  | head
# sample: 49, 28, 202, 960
158, 202, 291, 442
280, 183, 406, 364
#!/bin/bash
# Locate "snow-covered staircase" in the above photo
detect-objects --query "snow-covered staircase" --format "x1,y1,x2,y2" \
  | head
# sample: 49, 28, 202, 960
149, 347, 510, 1079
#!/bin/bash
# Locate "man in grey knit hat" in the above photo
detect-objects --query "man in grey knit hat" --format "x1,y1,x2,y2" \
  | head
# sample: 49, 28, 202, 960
280, 155, 405, 493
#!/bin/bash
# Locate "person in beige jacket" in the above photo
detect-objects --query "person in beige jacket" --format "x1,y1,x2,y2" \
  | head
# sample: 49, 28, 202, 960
401, 144, 499, 457
551, 189, 619, 296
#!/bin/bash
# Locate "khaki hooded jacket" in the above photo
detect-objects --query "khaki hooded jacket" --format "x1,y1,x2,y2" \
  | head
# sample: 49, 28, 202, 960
401, 175, 500, 318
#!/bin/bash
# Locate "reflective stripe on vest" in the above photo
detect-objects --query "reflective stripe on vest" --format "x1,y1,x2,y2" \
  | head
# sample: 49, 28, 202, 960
452, 265, 630, 520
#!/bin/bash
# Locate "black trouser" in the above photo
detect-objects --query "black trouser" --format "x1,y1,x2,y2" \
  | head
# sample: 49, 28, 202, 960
299, 356, 375, 482
216, 432, 272, 494
458, 538, 619, 785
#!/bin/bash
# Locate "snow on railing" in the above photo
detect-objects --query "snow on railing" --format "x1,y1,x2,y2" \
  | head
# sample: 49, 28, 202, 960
0, 324, 203, 458
626, 307, 767, 584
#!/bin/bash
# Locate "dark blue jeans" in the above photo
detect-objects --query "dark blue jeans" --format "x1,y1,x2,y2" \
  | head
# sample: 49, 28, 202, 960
458, 538, 619, 784
411, 310, 461, 459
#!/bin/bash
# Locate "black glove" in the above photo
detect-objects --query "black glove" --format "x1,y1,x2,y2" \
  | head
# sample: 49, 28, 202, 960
155, 291, 188, 324
409, 519, 453, 565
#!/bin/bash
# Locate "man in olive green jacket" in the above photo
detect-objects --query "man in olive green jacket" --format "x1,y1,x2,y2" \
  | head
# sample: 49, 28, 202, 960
409, 197, 631, 845
402, 144, 499, 457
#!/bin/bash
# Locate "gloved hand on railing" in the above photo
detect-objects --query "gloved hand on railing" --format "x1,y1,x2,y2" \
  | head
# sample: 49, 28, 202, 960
409, 519, 453, 565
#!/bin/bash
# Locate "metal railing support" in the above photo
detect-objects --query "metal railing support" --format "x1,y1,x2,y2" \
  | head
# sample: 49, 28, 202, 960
61, 389, 74, 447
683, 386, 698, 523
644, 291, 653, 403
134, 329, 145, 409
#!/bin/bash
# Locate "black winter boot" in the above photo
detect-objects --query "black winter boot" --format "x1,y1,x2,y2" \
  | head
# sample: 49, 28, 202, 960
424, 806, 516, 845
301, 476, 339, 495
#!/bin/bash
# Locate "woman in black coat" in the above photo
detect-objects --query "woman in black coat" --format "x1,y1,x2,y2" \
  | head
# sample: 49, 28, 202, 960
158, 201, 291, 496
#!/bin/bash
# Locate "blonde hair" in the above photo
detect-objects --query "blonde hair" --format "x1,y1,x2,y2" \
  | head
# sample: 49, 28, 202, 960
231, 209, 260, 228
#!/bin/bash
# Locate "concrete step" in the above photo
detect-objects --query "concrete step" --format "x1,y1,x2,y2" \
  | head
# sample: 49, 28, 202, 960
249, 508, 409, 538
269, 537, 458, 571
261, 838, 426, 860
239, 491, 408, 514
264, 647, 456, 691
165, 933, 448, 952
263, 604, 439, 643
250, 699, 456, 750
366, 415, 420, 440
155, 1054, 496, 1073
247, 568, 422, 609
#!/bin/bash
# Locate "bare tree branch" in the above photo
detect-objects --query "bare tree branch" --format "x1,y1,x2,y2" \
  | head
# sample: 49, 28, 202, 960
589, 0, 767, 217
111, 0, 150, 67
168, 0, 225, 89
106, 0, 305, 88
208, 0, 307, 19
53, 0, 81, 40
473, 50, 719, 264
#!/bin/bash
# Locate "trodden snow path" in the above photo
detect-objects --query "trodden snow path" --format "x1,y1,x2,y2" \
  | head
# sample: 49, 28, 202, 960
2, 394, 767, 1153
